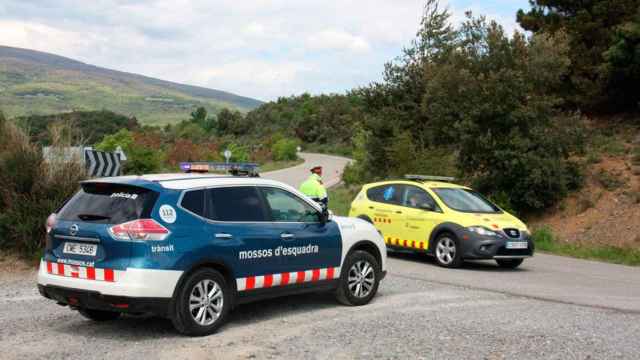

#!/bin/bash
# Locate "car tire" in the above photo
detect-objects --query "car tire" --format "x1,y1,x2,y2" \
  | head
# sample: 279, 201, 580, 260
434, 232, 463, 268
496, 258, 524, 269
336, 250, 380, 306
78, 308, 121, 321
171, 268, 231, 336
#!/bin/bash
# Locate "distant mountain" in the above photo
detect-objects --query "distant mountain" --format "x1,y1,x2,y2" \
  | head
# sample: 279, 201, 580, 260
0, 45, 263, 125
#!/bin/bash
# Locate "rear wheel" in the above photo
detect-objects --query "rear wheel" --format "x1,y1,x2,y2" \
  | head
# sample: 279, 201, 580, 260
496, 258, 524, 269
434, 233, 463, 268
78, 308, 121, 321
336, 250, 380, 306
171, 268, 231, 336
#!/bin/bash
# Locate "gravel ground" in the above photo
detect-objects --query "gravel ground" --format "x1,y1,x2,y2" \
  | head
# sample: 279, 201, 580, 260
1, 267, 639, 360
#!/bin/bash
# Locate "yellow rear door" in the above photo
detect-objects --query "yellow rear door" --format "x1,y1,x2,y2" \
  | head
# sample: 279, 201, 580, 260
400, 185, 446, 252
364, 183, 406, 245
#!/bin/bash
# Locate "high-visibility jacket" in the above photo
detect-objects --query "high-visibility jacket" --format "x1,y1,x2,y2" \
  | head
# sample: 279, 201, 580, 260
299, 174, 328, 206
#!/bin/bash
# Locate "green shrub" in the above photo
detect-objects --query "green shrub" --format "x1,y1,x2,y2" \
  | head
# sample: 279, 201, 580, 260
96, 129, 163, 174
0, 113, 87, 257
271, 138, 299, 161
223, 143, 249, 162
595, 169, 626, 191
531, 226, 556, 251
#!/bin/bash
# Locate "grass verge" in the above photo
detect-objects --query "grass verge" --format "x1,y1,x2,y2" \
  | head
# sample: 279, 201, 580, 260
532, 226, 640, 266
328, 185, 361, 216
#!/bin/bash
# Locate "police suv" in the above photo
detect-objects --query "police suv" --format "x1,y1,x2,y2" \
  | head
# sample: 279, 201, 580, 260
37, 165, 386, 336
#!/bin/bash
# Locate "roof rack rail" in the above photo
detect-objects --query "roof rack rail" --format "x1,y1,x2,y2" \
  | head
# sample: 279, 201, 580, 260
404, 174, 456, 182
179, 162, 260, 177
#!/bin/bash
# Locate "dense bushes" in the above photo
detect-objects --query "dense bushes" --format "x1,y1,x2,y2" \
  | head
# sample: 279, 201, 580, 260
272, 138, 299, 161
0, 112, 86, 256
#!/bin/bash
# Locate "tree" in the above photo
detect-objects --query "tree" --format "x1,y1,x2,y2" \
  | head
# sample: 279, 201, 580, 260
422, 15, 583, 211
190, 107, 208, 128
603, 8, 640, 111
517, 0, 640, 112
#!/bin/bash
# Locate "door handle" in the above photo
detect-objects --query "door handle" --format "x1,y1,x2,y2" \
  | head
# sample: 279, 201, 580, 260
280, 233, 295, 240
368, 206, 375, 210
215, 233, 233, 239
395, 211, 402, 214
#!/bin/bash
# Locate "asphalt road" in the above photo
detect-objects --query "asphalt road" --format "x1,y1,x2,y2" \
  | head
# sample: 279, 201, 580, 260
1, 153, 639, 359
262, 152, 351, 189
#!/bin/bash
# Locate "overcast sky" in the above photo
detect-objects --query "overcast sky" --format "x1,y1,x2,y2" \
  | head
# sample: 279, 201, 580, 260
1, 0, 529, 101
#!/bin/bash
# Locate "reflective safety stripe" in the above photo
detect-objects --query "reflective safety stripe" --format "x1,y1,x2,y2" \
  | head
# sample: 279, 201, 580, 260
385, 237, 428, 250
44, 261, 120, 283
236, 267, 341, 292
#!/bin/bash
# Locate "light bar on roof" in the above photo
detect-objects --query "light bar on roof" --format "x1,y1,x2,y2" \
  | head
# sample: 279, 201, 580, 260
179, 162, 260, 176
404, 174, 456, 182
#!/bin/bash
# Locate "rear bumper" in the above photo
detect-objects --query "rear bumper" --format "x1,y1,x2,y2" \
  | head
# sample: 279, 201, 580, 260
37, 259, 183, 298
38, 284, 171, 316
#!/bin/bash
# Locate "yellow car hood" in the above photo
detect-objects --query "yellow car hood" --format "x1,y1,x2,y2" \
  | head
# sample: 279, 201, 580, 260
460, 212, 527, 231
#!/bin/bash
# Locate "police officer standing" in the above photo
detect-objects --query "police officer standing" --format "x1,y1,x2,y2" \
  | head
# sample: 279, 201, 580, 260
300, 166, 328, 209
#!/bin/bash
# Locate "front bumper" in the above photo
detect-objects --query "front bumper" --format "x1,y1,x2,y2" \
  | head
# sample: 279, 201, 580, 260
460, 232, 535, 260
38, 284, 171, 316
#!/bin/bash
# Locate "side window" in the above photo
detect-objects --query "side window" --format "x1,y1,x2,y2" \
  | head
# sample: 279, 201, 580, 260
366, 184, 404, 205
207, 187, 267, 222
181, 189, 206, 217
403, 185, 439, 211
260, 187, 321, 222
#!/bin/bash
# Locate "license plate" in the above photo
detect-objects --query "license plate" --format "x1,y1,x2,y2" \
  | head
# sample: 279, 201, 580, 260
506, 241, 528, 249
63, 242, 97, 256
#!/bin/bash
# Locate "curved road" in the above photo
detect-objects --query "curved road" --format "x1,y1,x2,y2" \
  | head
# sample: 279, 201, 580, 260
263, 152, 351, 189
0, 154, 639, 359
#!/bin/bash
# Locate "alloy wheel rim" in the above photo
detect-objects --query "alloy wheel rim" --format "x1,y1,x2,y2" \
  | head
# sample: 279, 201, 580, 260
348, 260, 375, 298
436, 237, 456, 264
189, 279, 224, 326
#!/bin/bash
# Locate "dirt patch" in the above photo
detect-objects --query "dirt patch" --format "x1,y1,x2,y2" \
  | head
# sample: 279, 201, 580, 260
0, 252, 37, 279
530, 154, 640, 248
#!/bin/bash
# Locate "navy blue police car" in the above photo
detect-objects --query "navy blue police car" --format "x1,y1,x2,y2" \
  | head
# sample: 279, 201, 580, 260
37, 168, 387, 336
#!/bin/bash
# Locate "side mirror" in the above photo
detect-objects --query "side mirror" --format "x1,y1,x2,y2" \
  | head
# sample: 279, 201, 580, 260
419, 202, 435, 211
320, 208, 333, 223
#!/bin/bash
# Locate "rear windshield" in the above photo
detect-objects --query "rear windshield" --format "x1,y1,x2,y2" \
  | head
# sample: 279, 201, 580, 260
57, 183, 158, 224
432, 188, 501, 213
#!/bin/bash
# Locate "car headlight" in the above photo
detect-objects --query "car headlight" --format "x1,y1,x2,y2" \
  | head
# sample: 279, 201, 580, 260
467, 226, 501, 237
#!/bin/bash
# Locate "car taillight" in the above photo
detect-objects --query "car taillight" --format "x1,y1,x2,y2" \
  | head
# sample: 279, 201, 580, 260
45, 213, 57, 234
108, 219, 170, 241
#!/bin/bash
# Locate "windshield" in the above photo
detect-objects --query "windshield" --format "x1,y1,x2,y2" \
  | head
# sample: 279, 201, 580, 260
432, 188, 501, 213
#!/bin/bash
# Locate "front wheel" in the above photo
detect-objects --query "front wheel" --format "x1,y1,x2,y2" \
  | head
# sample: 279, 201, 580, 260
434, 233, 463, 268
336, 250, 380, 306
171, 268, 231, 336
496, 258, 524, 269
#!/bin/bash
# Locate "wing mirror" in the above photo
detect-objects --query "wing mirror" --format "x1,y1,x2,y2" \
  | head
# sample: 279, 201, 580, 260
320, 208, 334, 223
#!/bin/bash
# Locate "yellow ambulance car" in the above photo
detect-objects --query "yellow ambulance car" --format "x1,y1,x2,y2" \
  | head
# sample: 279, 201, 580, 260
349, 176, 534, 269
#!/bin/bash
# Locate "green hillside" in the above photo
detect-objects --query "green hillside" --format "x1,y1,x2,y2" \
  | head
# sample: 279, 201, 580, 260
0, 46, 262, 125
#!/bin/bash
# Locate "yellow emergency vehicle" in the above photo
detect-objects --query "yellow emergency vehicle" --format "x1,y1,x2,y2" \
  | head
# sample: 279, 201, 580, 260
349, 175, 534, 269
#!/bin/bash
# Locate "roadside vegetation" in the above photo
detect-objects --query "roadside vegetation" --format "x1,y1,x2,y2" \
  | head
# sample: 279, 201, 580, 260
532, 226, 640, 266
2, 0, 640, 265
0, 112, 86, 258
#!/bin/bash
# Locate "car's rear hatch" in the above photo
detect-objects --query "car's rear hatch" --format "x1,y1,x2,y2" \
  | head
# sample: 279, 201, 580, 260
48, 182, 159, 271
